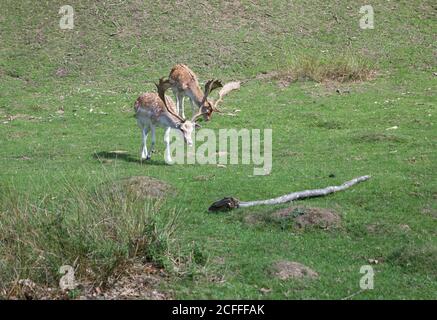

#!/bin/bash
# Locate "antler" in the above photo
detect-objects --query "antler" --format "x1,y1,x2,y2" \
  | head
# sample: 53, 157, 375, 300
191, 108, 205, 123
213, 81, 241, 111
155, 78, 186, 123
201, 79, 223, 104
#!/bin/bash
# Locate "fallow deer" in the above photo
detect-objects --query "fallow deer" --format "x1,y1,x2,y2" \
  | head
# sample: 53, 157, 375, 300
134, 79, 203, 163
161, 64, 230, 121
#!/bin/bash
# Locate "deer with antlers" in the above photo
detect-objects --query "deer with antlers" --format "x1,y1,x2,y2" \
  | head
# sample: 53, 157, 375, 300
161, 64, 240, 121
134, 79, 203, 163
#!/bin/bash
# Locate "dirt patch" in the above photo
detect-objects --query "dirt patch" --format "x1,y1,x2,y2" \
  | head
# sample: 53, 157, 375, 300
294, 208, 340, 229
5, 263, 168, 300
4, 279, 55, 300
255, 70, 280, 81
7, 131, 28, 140
274, 206, 340, 229
244, 206, 341, 230
422, 206, 437, 219
254, 70, 296, 88
271, 261, 318, 280
107, 176, 174, 200
276, 73, 296, 88
55, 68, 69, 77
3, 114, 42, 123
82, 263, 168, 300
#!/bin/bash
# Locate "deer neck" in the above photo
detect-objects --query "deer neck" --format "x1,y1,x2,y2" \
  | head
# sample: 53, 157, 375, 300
188, 84, 206, 107
162, 110, 184, 129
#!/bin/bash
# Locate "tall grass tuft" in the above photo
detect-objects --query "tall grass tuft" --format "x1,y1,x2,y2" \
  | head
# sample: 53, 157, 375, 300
0, 179, 180, 298
278, 52, 376, 83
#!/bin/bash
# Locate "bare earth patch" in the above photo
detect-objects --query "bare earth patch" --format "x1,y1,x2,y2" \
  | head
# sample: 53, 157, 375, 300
7, 131, 28, 140
243, 206, 341, 229
6, 263, 168, 300
55, 67, 69, 77
5, 279, 56, 300
81, 263, 168, 300
422, 206, 437, 219
276, 74, 296, 88
271, 261, 318, 280
255, 70, 279, 81
277, 206, 341, 229
108, 176, 174, 200
3, 114, 42, 123
254, 70, 295, 88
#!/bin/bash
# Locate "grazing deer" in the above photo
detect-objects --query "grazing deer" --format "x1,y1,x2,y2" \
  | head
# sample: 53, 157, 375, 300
134, 79, 202, 163
162, 64, 239, 121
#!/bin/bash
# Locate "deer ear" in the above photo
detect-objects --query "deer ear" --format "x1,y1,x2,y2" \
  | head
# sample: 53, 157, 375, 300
195, 123, 202, 129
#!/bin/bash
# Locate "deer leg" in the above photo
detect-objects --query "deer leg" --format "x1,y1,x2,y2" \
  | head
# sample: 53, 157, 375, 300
141, 126, 150, 160
164, 127, 172, 163
150, 125, 156, 154
173, 89, 180, 114
190, 98, 197, 116
178, 92, 186, 118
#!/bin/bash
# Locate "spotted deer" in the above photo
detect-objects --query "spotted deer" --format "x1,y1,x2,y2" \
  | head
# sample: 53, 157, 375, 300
134, 79, 202, 163
161, 64, 240, 121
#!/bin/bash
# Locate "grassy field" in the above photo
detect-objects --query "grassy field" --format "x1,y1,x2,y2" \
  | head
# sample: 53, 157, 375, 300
0, 0, 436, 299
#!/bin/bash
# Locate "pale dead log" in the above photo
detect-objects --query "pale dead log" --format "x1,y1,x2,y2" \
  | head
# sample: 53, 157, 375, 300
208, 175, 370, 212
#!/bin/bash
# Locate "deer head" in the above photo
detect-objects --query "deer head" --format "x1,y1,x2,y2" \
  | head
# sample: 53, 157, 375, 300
199, 79, 223, 121
204, 81, 241, 120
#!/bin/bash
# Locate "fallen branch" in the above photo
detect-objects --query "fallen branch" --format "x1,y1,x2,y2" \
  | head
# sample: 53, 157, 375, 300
208, 175, 371, 212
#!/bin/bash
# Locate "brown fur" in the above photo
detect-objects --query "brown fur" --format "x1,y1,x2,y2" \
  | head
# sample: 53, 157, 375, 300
134, 92, 177, 121
169, 64, 201, 92
168, 64, 219, 121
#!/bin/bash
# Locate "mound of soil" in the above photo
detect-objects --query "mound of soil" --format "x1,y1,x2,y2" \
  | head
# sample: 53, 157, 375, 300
272, 207, 340, 229
108, 176, 173, 200
271, 261, 318, 280
289, 207, 340, 229
254, 206, 341, 229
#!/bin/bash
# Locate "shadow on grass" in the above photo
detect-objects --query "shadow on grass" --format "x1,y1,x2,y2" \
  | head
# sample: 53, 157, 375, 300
93, 151, 167, 166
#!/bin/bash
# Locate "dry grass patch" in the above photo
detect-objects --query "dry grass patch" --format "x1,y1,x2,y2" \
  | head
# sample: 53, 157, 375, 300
106, 176, 174, 200
271, 261, 319, 280
0, 179, 180, 299
274, 52, 376, 85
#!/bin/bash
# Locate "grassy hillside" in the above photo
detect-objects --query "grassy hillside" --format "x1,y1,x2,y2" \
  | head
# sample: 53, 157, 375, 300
0, 0, 436, 299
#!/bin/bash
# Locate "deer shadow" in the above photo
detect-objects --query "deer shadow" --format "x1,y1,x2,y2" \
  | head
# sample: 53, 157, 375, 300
93, 151, 167, 166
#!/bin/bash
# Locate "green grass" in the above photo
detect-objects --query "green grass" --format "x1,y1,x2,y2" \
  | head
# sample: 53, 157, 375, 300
0, 0, 436, 299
